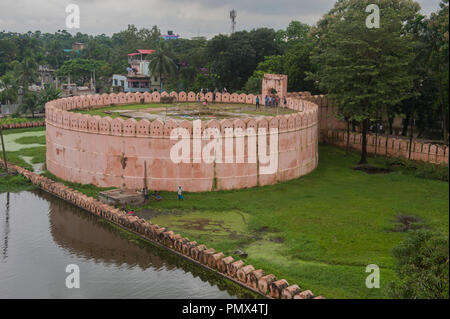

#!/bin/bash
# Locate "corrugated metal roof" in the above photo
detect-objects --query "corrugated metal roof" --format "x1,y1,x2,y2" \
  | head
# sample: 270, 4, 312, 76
137, 49, 155, 54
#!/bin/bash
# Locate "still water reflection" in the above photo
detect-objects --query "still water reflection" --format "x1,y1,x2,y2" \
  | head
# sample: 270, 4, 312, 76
0, 190, 251, 299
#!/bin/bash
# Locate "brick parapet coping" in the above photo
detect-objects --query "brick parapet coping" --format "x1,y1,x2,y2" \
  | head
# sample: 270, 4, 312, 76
1, 121, 45, 130
44, 91, 320, 192
44, 91, 319, 137
1, 161, 325, 300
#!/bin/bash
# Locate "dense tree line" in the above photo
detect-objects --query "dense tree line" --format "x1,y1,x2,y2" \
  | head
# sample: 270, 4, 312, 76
0, 0, 448, 144
308, 0, 449, 161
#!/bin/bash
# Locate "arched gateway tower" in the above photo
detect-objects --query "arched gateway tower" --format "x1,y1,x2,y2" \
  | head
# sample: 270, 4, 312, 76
262, 74, 288, 98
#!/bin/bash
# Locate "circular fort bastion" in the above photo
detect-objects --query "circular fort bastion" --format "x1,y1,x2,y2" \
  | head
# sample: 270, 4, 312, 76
45, 91, 319, 192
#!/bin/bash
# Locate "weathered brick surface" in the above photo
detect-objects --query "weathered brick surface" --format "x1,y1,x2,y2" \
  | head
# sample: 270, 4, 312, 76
281, 285, 301, 299
45, 90, 320, 192
270, 279, 289, 299
258, 274, 277, 295
2, 152, 322, 299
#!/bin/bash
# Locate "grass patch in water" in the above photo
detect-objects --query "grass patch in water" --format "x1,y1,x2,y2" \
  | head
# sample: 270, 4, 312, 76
14, 135, 46, 145
1, 126, 45, 136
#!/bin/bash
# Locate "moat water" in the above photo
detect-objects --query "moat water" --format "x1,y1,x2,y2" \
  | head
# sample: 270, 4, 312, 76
0, 190, 251, 299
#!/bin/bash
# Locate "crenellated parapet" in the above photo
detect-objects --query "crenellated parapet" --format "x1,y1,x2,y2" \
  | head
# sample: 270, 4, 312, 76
46, 91, 320, 192
45, 91, 319, 136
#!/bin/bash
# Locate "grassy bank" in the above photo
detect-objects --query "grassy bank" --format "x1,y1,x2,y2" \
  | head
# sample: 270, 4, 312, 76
0, 127, 46, 171
0, 169, 33, 193
40, 171, 115, 198
1, 126, 448, 299
130, 144, 449, 299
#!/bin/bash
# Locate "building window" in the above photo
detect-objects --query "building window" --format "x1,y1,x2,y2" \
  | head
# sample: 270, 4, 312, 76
154, 76, 158, 82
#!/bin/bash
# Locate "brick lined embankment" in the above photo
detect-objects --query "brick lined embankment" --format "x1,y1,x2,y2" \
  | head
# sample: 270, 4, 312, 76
1, 121, 45, 130
1, 161, 324, 300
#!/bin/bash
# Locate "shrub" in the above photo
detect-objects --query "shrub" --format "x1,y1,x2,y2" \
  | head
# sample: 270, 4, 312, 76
386, 230, 449, 299
160, 96, 175, 104
385, 157, 449, 182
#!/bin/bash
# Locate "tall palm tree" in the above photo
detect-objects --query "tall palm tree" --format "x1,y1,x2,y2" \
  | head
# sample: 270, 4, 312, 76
39, 85, 61, 109
148, 42, 176, 93
0, 73, 18, 105
14, 56, 39, 92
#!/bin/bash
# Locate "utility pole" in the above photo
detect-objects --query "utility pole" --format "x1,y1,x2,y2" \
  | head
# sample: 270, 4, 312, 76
409, 115, 415, 160
230, 9, 237, 34
0, 126, 8, 175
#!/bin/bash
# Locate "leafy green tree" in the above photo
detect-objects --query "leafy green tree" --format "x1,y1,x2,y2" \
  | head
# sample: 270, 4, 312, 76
275, 20, 311, 52
0, 38, 18, 75
284, 40, 316, 92
308, 0, 419, 164
207, 28, 279, 91
393, 13, 444, 140
39, 85, 61, 108
0, 72, 18, 104
14, 56, 38, 92
387, 230, 449, 299
19, 91, 40, 117
43, 39, 64, 69
165, 38, 207, 91
428, 0, 449, 143
148, 41, 177, 92
243, 55, 284, 94
244, 21, 317, 94
57, 58, 108, 86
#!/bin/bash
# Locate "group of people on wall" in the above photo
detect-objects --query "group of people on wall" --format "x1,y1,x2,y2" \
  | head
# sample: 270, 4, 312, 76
264, 95, 287, 108
192, 87, 288, 110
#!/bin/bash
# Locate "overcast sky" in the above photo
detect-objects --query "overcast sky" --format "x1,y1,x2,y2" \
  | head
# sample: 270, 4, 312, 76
0, 0, 443, 39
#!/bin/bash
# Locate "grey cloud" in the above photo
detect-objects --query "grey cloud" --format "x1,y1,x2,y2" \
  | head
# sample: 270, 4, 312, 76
0, 0, 443, 39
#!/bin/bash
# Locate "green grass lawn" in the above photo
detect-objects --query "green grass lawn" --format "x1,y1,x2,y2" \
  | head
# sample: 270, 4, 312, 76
1, 126, 46, 136
73, 102, 295, 119
13, 135, 46, 145
0, 168, 33, 193
0, 127, 46, 171
1, 126, 448, 299
73, 103, 175, 118
131, 144, 449, 299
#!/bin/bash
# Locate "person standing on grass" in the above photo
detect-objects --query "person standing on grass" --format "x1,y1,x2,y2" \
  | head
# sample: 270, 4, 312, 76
178, 186, 184, 201
265, 95, 268, 107
255, 96, 260, 109
142, 186, 149, 202
283, 96, 287, 108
